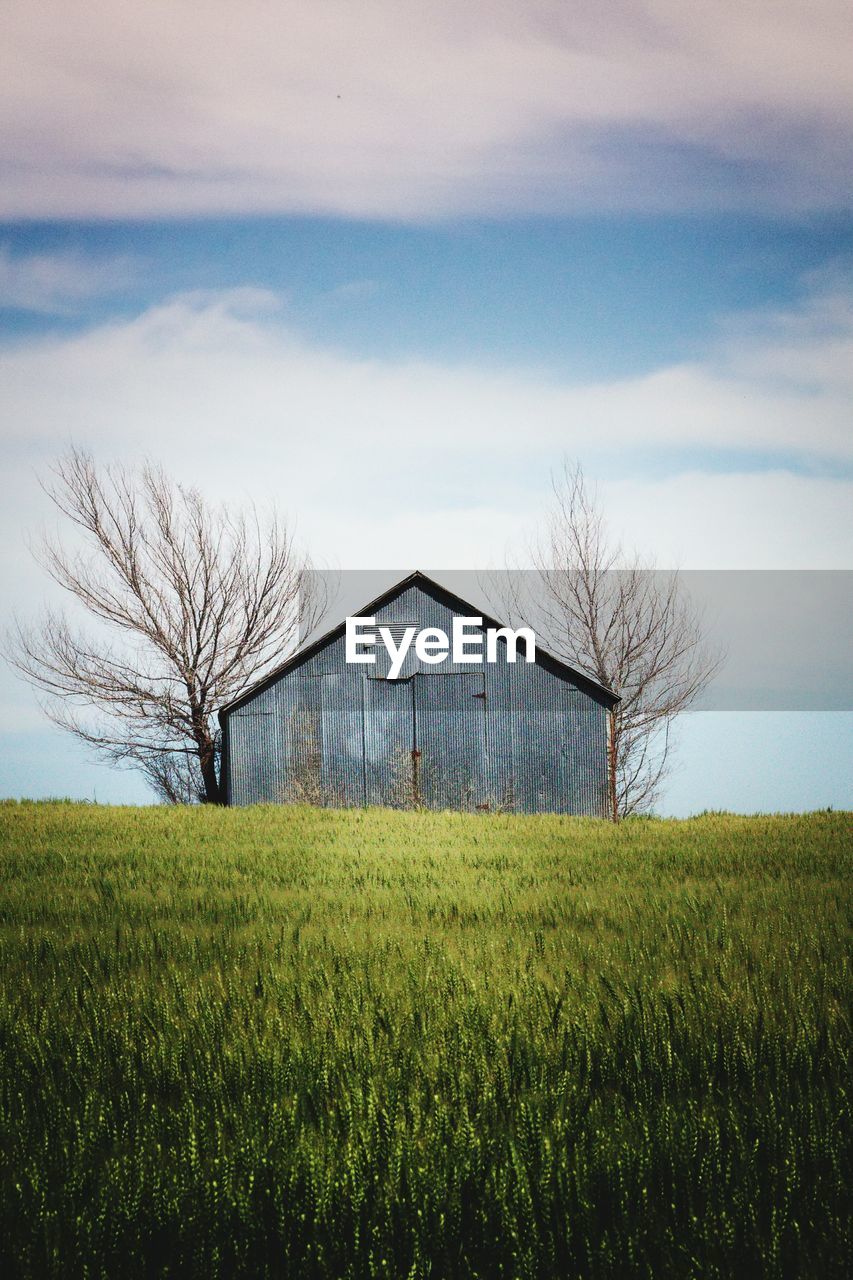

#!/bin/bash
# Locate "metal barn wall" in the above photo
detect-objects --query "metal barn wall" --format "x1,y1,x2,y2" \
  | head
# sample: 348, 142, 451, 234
223, 582, 609, 815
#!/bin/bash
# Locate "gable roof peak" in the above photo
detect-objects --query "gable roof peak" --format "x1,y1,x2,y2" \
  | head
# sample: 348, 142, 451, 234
218, 567, 618, 719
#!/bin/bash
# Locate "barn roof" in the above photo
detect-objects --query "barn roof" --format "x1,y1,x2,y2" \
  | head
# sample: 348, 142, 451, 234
218, 569, 619, 720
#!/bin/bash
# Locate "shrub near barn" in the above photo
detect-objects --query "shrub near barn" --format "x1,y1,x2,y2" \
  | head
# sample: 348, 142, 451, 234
0, 801, 849, 1278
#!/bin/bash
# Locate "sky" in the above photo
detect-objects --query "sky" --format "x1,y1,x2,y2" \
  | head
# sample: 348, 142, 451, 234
0, 1, 851, 812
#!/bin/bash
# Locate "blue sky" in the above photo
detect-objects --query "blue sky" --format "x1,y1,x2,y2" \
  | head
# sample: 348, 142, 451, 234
0, 1, 851, 811
4, 214, 852, 380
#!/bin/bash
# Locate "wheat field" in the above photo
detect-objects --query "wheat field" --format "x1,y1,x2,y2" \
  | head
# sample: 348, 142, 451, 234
0, 800, 849, 1277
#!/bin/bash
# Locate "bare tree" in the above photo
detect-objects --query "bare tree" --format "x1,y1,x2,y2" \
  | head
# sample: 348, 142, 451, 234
501, 463, 721, 820
6, 448, 322, 803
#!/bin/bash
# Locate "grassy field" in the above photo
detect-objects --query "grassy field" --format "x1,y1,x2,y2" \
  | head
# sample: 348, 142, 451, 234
0, 801, 849, 1278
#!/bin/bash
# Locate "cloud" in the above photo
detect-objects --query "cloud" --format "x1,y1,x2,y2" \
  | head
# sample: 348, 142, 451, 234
595, 471, 852, 570
0, 246, 138, 314
712, 270, 853, 397
0, 276, 850, 773
0, 1, 851, 219
0, 280, 850, 577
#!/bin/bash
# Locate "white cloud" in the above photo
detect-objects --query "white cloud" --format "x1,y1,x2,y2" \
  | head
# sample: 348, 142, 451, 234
1, 277, 850, 779
597, 471, 852, 569
709, 267, 853, 388
0, 1, 851, 219
0, 246, 138, 313
0, 281, 850, 579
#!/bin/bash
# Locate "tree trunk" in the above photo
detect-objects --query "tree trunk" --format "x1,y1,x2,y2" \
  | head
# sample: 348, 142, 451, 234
190, 704, 221, 804
198, 742, 222, 804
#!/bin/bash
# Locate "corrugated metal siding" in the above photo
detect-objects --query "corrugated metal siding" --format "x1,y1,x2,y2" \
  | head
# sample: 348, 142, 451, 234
363, 677, 414, 806
227, 679, 281, 805
222, 582, 609, 816
320, 673, 365, 807
414, 672, 487, 810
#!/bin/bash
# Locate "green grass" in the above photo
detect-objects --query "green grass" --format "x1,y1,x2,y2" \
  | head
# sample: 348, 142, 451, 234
0, 801, 850, 1278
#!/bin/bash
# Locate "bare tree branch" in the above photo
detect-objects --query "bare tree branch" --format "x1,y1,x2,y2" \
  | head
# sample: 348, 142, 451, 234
492, 462, 722, 819
5, 447, 324, 803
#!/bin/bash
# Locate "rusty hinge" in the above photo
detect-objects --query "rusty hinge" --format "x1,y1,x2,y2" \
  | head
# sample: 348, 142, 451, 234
472, 691, 486, 700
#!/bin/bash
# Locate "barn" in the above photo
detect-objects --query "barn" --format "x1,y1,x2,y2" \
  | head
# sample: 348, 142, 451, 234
218, 571, 617, 815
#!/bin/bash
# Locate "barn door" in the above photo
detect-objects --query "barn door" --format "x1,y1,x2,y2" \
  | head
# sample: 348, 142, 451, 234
414, 672, 488, 811
363, 677, 417, 806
